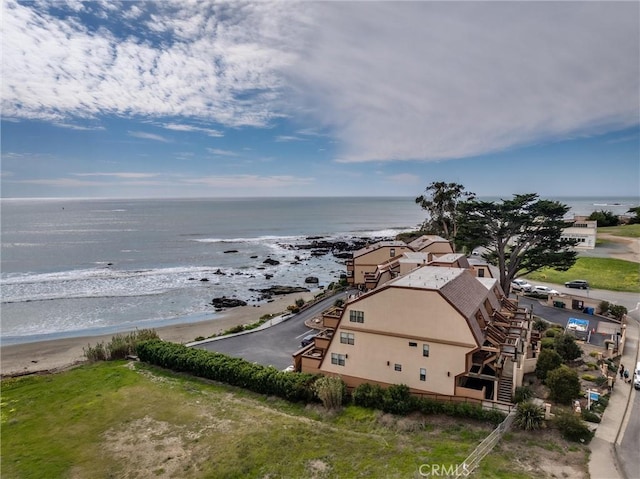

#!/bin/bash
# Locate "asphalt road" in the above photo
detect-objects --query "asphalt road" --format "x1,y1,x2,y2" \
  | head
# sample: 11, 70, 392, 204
194, 291, 349, 370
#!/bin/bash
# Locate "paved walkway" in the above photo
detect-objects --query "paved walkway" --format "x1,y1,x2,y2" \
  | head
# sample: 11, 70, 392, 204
588, 316, 639, 479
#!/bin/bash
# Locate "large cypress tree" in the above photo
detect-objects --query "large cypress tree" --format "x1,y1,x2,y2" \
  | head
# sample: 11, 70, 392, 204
456, 193, 577, 294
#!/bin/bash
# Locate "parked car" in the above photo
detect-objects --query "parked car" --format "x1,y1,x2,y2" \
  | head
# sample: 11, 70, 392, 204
634, 361, 640, 390
511, 279, 532, 292
300, 334, 316, 347
565, 279, 589, 289
531, 285, 560, 295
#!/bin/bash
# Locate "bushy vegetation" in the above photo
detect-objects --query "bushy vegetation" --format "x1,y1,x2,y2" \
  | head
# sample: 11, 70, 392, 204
535, 349, 563, 380
554, 334, 583, 362
540, 337, 556, 350
546, 366, 581, 404
514, 401, 545, 431
609, 304, 628, 321
587, 210, 619, 227
532, 318, 548, 332
554, 412, 594, 443
137, 340, 318, 402
314, 376, 346, 410
83, 329, 159, 362
351, 383, 505, 424
581, 409, 601, 424
513, 386, 533, 404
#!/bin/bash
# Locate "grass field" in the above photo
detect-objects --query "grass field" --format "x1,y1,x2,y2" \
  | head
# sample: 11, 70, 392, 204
1, 361, 588, 478
599, 223, 640, 238
527, 257, 639, 293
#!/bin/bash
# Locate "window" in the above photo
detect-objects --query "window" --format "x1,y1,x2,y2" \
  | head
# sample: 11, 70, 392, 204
408, 341, 417, 347
478, 269, 485, 277
423, 344, 430, 357
390, 248, 396, 257
394, 363, 402, 372
349, 310, 364, 323
331, 353, 346, 366
340, 332, 355, 345
420, 368, 427, 381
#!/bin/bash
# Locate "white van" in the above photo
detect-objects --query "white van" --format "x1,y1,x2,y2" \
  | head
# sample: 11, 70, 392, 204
634, 361, 640, 390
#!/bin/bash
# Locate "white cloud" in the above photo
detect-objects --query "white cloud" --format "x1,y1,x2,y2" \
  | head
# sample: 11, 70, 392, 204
2, 0, 299, 126
286, 2, 639, 163
162, 123, 223, 137
275, 135, 303, 142
2, 1, 637, 165
128, 131, 170, 142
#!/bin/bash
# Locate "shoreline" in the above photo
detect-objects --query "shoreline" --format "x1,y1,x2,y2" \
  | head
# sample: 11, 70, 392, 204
0, 292, 314, 377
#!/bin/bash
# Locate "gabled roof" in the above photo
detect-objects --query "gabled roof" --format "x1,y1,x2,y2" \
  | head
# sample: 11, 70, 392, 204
430, 253, 470, 268
408, 234, 451, 251
352, 240, 408, 259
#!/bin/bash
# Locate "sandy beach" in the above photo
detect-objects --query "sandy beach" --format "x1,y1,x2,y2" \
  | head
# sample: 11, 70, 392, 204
0, 292, 314, 377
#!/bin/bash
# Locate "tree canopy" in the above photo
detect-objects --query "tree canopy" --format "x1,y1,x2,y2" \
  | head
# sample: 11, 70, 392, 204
587, 210, 619, 227
415, 181, 475, 248
455, 193, 577, 293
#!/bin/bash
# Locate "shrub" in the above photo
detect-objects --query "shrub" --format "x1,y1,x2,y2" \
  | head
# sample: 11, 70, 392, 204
314, 376, 345, 410
594, 376, 609, 387
554, 334, 583, 362
136, 340, 318, 402
194, 336, 205, 342
515, 401, 545, 431
581, 374, 597, 382
295, 298, 305, 308
83, 329, 159, 361
545, 329, 558, 338
536, 349, 563, 380
609, 305, 628, 321
589, 351, 599, 358
382, 384, 413, 415
333, 298, 344, 307
547, 366, 581, 404
554, 412, 594, 443
599, 301, 611, 315
533, 318, 548, 332
514, 386, 533, 404
83, 342, 107, 362
581, 410, 601, 423
586, 362, 598, 370
352, 383, 386, 409
540, 338, 556, 350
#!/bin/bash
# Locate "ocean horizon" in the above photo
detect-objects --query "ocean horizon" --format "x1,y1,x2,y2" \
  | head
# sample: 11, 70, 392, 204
1, 195, 637, 345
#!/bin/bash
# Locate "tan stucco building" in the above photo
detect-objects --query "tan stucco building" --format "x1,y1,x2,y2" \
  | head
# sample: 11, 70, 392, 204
294, 265, 537, 406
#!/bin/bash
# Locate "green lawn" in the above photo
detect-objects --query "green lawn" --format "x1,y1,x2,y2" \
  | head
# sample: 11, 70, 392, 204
1, 362, 589, 478
599, 223, 640, 238
527, 257, 639, 293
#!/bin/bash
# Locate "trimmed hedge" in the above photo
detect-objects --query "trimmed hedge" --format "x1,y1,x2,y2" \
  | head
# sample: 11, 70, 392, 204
136, 340, 318, 402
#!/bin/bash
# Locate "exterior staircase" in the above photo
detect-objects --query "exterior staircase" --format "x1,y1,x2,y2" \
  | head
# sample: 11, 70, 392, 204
497, 376, 513, 403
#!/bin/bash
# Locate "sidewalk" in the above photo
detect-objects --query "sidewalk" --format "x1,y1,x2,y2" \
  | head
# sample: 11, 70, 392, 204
588, 317, 639, 479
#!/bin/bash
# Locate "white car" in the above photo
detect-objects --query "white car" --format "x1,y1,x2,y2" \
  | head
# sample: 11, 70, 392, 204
531, 285, 560, 295
511, 279, 532, 292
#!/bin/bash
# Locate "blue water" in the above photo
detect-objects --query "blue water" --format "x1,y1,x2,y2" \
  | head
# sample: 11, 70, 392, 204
1, 196, 637, 344
1, 197, 424, 343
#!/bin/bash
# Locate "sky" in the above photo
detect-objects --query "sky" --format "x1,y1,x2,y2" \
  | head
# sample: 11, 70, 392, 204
2, 0, 639, 199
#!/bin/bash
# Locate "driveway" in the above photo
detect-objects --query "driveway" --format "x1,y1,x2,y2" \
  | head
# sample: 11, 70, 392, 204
193, 291, 349, 370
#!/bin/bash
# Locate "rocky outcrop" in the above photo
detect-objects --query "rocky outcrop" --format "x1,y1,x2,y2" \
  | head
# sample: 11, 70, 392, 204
223, 250, 239, 254
211, 297, 247, 308
263, 258, 280, 266
305, 276, 319, 284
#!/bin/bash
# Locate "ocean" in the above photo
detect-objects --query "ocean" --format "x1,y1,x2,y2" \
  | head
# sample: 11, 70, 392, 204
1, 196, 637, 344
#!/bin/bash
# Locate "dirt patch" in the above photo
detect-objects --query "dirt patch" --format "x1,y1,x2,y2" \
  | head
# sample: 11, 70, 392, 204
596, 234, 639, 263
498, 428, 589, 479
